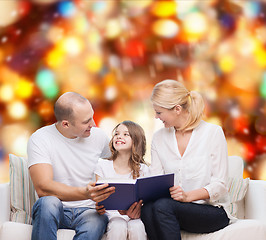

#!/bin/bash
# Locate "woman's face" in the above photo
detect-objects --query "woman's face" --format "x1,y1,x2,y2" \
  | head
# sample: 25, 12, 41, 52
112, 124, 133, 152
153, 104, 179, 128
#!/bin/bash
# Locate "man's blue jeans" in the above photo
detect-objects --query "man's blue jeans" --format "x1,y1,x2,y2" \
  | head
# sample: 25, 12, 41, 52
31, 196, 108, 240
141, 198, 229, 240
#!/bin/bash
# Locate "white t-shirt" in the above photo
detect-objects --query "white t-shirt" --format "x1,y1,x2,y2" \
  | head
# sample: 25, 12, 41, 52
27, 124, 111, 208
95, 159, 150, 180
150, 120, 232, 217
94, 159, 150, 220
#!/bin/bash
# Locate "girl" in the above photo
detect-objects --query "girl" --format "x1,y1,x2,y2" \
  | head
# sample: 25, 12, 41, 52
95, 120, 149, 240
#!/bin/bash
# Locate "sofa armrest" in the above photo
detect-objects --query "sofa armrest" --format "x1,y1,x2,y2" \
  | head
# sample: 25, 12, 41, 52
0, 183, 10, 225
245, 180, 266, 224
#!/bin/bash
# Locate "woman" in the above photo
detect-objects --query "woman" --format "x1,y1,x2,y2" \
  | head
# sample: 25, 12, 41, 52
141, 79, 232, 240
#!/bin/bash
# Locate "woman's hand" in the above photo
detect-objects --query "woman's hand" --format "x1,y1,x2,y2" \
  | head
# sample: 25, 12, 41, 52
95, 203, 106, 215
118, 200, 142, 219
170, 185, 189, 202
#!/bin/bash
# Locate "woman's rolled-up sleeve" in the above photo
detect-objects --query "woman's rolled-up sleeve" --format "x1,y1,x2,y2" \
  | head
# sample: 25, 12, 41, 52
204, 126, 229, 202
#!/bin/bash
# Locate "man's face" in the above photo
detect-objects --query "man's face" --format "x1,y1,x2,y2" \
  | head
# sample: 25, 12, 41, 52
68, 101, 96, 138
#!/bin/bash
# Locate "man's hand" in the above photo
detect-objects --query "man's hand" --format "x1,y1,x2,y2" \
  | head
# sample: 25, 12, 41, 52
86, 182, 115, 202
95, 203, 106, 215
118, 200, 142, 219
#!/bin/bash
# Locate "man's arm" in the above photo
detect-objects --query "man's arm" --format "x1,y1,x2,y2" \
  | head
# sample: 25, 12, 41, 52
29, 163, 115, 202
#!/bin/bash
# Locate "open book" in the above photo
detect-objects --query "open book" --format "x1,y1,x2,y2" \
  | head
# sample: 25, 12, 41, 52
96, 173, 174, 210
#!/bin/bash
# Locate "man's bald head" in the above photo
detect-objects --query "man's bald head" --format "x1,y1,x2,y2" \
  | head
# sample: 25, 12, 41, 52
54, 92, 89, 124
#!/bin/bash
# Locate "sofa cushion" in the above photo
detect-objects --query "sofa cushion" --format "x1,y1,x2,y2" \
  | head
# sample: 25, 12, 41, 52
227, 156, 249, 219
180, 219, 266, 240
9, 154, 36, 224
1, 220, 265, 240
227, 177, 249, 218
0, 222, 75, 240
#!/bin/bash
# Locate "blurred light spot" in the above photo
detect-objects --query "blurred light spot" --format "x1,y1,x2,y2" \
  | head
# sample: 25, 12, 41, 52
36, 69, 59, 99
99, 117, 118, 138
1, 36, 8, 43
0, 84, 14, 102
87, 29, 102, 45
151, 2, 176, 18
37, 100, 54, 120
8, 101, 28, 119
152, 19, 179, 38
85, 55, 103, 73
257, 156, 266, 180
237, 36, 256, 56
105, 86, 117, 101
92, 1, 107, 13
243, 2, 260, 19
15, 79, 33, 99
12, 135, 28, 157
227, 138, 244, 158
105, 19, 121, 39
58, 1, 76, 18
244, 142, 256, 162
206, 117, 222, 126
47, 26, 64, 43
255, 116, 266, 135
62, 37, 83, 56
31, 0, 57, 4
183, 12, 207, 41
254, 45, 266, 68
0, 1, 20, 27
74, 15, 89, 34
176, 1, 197, 19
123, 0, 152, 7
260, 72, 266, 98
218, 55, 235, 73
46, 47, 64, 68
1, 124, 31, 157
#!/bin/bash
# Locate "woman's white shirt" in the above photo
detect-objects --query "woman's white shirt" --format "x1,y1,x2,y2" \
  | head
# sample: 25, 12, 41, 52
149, 120, 230, 211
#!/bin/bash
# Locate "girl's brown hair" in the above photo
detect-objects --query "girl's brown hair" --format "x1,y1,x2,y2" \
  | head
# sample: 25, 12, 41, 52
109, 120, 147, 179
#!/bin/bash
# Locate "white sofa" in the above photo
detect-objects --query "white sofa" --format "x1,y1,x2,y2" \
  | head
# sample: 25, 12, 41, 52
0, 155, 266, 240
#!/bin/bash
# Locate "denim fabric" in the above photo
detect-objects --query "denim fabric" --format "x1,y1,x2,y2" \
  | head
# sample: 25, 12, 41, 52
31, 196, 108, 240
141, 198, 229, 240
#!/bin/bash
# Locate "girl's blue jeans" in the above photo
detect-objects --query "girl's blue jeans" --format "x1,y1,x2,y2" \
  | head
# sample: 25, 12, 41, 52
31, 196, 108, 240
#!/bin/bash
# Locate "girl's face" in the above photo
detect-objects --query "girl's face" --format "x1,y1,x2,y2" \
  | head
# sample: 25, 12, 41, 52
153, 104, 179, 128
113, 124, 133, 152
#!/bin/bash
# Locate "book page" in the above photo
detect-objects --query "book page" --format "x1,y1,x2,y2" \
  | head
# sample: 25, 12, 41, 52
97, 178, 136, 184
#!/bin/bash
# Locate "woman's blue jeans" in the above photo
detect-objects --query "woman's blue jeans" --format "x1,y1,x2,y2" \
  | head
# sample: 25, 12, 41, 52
31, 196, 108, 240
141, 198, 229, 240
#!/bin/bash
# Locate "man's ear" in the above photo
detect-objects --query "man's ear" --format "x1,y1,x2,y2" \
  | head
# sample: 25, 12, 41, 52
61, 120, 70, 128
174, 105, 182, 115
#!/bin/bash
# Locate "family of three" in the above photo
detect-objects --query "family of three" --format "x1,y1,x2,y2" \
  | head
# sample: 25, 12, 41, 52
27, 79, 232, 240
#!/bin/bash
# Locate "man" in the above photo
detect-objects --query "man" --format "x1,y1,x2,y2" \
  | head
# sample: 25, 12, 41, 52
28, 92, 115, 240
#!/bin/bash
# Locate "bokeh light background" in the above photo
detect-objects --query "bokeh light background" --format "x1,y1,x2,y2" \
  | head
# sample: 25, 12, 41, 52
0, 0, 265, 183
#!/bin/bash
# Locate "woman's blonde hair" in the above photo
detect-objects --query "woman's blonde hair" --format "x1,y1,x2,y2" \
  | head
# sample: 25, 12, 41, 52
151, 79, 205, 132
109, 120, 147, 179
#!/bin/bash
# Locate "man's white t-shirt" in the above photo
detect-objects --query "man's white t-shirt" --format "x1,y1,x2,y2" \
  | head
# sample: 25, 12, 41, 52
27, 124, 111, 208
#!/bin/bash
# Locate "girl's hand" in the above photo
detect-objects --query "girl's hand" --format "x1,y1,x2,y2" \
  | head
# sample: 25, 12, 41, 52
170, 185, 189, 202
118, 200, 142, 219
95, 203, 106, 215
